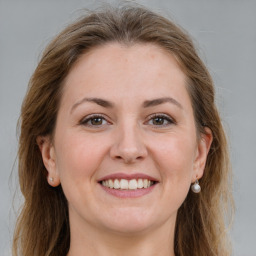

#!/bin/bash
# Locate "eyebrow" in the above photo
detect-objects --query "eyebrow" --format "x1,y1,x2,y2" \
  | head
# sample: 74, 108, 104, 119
143, 97, 183, 109
70, 96, 183, 114
70, 97, 114, 114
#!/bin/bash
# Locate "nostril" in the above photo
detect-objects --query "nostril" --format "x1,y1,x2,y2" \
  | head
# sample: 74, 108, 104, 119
115, 155, 141, 163
110, 138, 148, 163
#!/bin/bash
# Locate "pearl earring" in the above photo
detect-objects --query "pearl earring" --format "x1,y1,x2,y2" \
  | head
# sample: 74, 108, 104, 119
49, 177, 54, 183
191, 179, 201, 193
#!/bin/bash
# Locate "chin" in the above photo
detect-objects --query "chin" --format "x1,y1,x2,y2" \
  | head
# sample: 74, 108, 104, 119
100, 208, 158, 234
104, 222, 153, 235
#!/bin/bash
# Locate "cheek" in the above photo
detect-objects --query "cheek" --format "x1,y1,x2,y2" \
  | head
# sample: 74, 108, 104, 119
54, 132, 109, 210
54, 132, 106, 182
152, 133, 196, 183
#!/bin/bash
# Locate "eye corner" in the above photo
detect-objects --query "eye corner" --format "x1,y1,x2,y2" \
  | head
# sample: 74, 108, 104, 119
79, 113, 112, 128
145, 113, 176, 127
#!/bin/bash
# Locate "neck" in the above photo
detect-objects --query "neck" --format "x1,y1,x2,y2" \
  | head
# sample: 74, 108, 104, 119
67, 217, 176, 256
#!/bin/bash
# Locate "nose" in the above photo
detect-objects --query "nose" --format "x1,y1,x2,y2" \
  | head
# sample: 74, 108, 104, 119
110, 124, 148, 164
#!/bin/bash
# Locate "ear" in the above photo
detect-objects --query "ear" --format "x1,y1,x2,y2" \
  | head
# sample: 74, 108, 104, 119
37, 136, 60, 187
192, 127, 213, 182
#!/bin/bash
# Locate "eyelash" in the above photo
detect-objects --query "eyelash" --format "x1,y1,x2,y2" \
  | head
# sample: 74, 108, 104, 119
145, 113, 176, 127
80, 114, 110, 128
79, 113, 176, 128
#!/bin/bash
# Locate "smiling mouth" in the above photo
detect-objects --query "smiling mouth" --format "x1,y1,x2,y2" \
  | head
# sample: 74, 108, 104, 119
99, 178, 158, 190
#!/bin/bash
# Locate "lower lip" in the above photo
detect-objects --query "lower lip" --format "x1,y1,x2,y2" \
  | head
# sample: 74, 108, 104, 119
100, 184, 157, 198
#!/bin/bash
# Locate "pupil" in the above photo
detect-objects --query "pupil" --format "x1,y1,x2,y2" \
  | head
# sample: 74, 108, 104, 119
153, 117, 164, 125
92, 118, 102, 125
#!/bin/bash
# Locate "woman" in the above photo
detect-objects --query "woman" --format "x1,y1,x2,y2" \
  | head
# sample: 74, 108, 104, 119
13, 4, 233, 256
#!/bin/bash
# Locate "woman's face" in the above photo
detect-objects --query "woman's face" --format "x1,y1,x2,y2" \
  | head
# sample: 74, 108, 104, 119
41, 43, 211, 235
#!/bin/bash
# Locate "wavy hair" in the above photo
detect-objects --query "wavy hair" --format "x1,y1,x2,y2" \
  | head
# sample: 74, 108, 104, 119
13, 4, 233, 256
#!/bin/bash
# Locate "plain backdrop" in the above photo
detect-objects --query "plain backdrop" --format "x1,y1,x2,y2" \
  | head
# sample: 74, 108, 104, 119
1, 0, 256, 255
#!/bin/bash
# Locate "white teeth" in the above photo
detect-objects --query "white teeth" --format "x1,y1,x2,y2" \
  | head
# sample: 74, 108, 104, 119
129, 179, 137, 190
120, 179, 129, 189
137, 179, 143, 188
143, 179, 148, 188
109, 179, 114, 188
101, 178, 155, 190
114, 179, 120, 189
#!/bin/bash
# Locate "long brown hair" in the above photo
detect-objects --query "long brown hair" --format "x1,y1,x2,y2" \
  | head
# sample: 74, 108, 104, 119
13, 4, 234, 256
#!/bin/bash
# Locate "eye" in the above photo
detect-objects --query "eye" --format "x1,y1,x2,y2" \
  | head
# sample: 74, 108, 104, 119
146, 114, 175, 127
80, 114, 109, 127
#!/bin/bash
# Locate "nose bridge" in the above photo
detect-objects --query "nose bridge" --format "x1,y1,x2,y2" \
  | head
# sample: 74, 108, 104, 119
110, 118, 147, 163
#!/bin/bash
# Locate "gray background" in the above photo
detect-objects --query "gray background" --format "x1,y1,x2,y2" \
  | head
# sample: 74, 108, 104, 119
1, 0, 255, 255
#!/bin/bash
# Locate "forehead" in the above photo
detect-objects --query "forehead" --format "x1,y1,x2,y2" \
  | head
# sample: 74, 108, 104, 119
67, 42, 184, 79
61, 42, 191, 109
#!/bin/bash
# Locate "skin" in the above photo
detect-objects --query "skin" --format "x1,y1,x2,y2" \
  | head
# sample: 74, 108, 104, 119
39, 43, 212, 256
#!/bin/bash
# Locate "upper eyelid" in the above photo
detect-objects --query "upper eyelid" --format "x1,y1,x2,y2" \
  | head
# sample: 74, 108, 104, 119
146, 113, 176, 123
147, 113, 171, 118
80, 113, 110, 124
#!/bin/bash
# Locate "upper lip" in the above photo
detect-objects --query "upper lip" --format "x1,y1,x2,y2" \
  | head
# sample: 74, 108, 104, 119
98, 173, 159, 182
